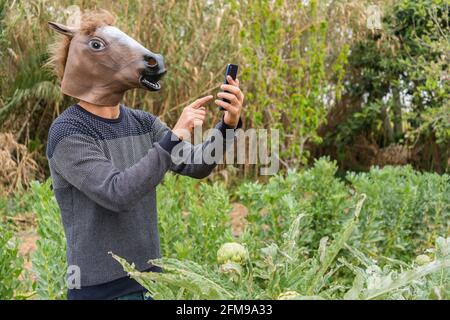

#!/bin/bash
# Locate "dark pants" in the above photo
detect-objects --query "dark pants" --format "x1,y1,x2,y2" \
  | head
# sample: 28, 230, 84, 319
115, 291, 153, 300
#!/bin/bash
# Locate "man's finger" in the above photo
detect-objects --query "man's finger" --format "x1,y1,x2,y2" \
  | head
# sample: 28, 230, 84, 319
220, 84, 241, 96
215, 99, 235, 112
222, 84, 244, 102
226, 75, 240, 88
191, 109, 207, 116
191, 95, 213, 109
226, 75, 238, 86
192, 114, 205, 122
217, 92, 239, 105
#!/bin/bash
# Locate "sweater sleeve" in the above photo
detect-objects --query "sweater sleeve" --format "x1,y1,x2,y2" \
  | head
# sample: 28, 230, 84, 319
48, 122, 174, 213
151, 116, 242, 179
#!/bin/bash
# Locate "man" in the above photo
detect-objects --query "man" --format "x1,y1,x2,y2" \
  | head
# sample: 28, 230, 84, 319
46, 10, 243, 300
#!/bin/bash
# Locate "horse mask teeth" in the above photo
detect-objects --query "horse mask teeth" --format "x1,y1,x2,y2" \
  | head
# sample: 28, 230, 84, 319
139, 76, 162, 91
47, 10, 166, 106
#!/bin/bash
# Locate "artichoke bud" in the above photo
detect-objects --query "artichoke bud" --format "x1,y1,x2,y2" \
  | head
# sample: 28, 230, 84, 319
415, 254, 431, 266
217, 242, 249, 265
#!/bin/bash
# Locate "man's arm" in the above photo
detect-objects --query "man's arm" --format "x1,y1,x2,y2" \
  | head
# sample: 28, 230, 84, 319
48, 122, 179, 212
151, 116, 242, 179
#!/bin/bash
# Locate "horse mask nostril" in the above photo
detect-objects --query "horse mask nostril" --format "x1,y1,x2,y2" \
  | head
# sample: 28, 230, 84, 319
144, 55, 158, 68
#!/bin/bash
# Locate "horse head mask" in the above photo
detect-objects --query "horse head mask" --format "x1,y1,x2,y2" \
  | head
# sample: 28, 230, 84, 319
48, 10, 166, 106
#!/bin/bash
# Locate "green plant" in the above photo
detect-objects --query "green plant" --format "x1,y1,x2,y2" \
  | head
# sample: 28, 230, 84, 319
347, 165, 450, 258
342, 237, 450, 300
0, 223, 24, 299
30, 179, 66, 300
113, 192, 449, 299
157, 174, 234, 263
238, 158, 353, 248
110, 159, 449, 299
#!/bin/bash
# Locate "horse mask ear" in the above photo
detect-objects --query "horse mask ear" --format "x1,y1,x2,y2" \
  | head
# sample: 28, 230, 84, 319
48, 22, 76, 37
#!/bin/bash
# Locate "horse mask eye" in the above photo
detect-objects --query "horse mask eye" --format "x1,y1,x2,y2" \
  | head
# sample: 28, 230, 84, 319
89, 39, 105, 51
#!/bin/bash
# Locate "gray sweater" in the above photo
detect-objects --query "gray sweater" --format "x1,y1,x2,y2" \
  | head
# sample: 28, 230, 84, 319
47, 104, 239, 286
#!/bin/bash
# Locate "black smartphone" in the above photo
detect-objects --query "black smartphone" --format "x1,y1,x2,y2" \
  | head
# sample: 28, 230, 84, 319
220, 64, 239, 110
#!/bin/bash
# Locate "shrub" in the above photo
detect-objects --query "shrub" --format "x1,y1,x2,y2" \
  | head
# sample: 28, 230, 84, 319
113, 197, 450, 299
157, 174, 234, 263
347, 165, 450, 258
238, 158, 352, 247
0, 224, 24, 299
114, 159, 450, 299
30, 180, 66, 300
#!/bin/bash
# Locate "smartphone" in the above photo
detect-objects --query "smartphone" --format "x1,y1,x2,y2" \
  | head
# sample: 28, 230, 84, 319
220, 64, 239, 110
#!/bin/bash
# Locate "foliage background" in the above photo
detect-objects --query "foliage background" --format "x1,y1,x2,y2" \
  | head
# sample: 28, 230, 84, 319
0, 0, 448, 177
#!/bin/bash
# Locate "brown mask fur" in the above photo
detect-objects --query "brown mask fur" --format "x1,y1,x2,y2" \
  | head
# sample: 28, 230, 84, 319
47, 10, 166, 106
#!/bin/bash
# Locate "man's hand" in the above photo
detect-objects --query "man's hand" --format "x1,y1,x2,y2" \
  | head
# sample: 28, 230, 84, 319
215, 76, 244, 128
172, 95, 213, 140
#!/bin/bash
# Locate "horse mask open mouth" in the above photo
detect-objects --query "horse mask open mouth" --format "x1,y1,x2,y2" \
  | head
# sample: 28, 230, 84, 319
47, 10, 166, 106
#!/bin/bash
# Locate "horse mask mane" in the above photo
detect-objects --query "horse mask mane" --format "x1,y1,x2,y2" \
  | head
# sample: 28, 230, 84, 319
47, 10, 166, 106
